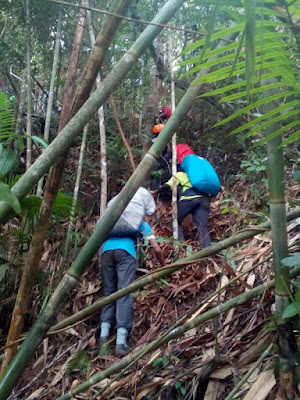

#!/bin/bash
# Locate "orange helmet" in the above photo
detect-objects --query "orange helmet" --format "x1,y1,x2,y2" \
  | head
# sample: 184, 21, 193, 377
153, 123, 165, 134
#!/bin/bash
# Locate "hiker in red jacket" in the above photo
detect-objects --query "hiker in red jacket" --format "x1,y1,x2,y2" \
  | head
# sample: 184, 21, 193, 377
156, 144, 214, 247
152, 106, 173, 183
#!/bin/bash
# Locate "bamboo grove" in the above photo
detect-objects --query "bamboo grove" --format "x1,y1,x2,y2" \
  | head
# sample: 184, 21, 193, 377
0, 0, 300, 399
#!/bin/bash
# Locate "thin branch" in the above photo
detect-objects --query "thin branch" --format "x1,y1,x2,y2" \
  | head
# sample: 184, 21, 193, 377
110, 94, 136, 172
224, 343, 274, 400
0, 15, 7, 40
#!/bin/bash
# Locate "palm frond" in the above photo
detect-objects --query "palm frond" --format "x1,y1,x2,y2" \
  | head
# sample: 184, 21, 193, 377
179, 1, 300, 146
0, 144, 18, 180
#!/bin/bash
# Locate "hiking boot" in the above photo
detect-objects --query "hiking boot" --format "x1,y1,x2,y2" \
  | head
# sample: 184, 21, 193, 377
115, 343, 132, 356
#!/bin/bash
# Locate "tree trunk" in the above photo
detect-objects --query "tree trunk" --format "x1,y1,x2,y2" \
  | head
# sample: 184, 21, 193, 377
142, 37, 163, 154
70, 0, 134, 116
138, 57, 145, 142
0, 3, 195, 394
263, 82, 297, 397
110, 94, 136, 172
0, 0, 185, 223
168, 37, 178, 241
15, 71, 26, 137
25, 0, 32, 171
0, 2, 86, 374
85, 0, 107, 214
58, 123, 89, 282
36, 7, 63, 196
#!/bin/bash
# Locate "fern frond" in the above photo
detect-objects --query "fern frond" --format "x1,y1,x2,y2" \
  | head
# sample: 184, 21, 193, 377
231, 100, 300, 135
243, 109, 300, 139
254, 120, 300, 146
215, 90, 298, 126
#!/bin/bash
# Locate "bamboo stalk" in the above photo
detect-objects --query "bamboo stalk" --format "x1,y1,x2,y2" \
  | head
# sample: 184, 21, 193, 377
46, 0, 205, 37
49, 206, 300, 333
15, 71, 26, 137
0, 251, 274, 354
85, 1, 107, 214
0, 2, 86, 379
36, 8, 63, 196
225, 343, 274, 400
138, 57, 145, 142
0, 3, 188, 397
57, 123, 89, 282
0, 0, 186, 223
168, 36, 178, 241
57, 266, 300, 399
263, 80, 296, 396
25, 0, 32, 171
70, 0, 134, 116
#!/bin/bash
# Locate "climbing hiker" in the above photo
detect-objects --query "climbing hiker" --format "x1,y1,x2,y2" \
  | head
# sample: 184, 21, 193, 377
155, 144, 221, 247
98, 187, 165, 356
151, 105, 173, 187
152, 105, 172, 144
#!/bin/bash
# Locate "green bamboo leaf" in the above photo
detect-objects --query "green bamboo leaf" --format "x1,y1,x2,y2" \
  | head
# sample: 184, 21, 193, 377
229, 28, 245, 78
194, 59, 293, 85
202, 31, 289, 61
243, 109, 300, 139
280, 129, 300, 146
244, 0, 256, 94
199, 0, 220, 62
181, 51, 239, 79
0, 144, 18, 179
231, 100, 300, 135
201, 71, 286, 97
293, 171, 300, 183
0, 182, 21, 214
179, 23, 244, 56
254, 120, 300, 147
31, 135, 49, 149
220, 80, 292, 103
282, 254, 300, 267
282, 302, 300, 319
215, 90, 297, 126
178, 41, 239, 67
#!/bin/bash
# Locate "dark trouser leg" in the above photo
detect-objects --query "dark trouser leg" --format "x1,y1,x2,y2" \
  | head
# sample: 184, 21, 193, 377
177, 199, 196, 241
192, 197, 211, 247
100, 250, 118, 325
114, 249, 137, 331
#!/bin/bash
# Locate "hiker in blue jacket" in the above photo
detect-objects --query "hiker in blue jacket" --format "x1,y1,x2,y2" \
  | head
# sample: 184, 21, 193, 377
157, 171, 212, 247
154, 144, 219, 247
99, 220, 165, 356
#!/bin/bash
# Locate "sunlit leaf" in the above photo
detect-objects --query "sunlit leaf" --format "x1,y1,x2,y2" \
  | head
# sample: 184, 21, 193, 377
282, 302, 300, 319
0, 182, 21, 214
281, 254, 300, 267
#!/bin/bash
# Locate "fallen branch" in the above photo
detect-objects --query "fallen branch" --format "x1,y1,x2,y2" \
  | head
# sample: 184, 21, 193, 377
224, 343, 274, 400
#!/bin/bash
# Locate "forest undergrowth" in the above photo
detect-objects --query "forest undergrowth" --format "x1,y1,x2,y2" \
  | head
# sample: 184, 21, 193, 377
1, 163, 299, 400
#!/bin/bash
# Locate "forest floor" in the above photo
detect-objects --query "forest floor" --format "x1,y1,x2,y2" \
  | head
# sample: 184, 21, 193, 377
2, 167, 300, 400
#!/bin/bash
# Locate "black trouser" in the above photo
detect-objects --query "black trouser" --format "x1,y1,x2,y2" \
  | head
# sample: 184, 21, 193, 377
177, 197, 211, 247
100, 249, 136, 331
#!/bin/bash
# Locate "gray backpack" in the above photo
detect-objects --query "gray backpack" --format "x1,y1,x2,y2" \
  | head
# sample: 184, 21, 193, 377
98, 187, 156, 237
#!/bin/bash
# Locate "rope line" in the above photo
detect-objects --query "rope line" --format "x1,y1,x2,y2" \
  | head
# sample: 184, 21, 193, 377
45, 0, 205, 37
